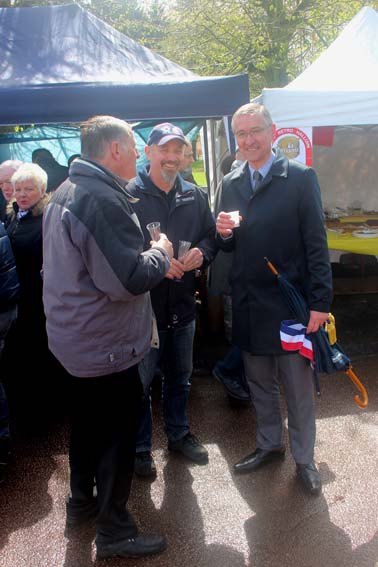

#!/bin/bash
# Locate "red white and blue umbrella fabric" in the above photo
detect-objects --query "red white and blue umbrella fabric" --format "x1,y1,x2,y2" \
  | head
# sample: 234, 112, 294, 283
264, 257, 368, 408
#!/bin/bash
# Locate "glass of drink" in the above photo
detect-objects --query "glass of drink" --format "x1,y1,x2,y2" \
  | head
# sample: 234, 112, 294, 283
146, 222, 161, 242
174, 240, 191, 282
178, 240, 191, 261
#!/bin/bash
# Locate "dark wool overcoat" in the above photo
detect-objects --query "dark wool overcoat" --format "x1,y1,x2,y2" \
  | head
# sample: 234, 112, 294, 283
217, 151, 333, 354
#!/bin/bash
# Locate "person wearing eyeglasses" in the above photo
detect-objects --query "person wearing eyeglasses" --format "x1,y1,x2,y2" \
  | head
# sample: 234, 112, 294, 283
0, 160, 23, 222
215, 103, 332, 496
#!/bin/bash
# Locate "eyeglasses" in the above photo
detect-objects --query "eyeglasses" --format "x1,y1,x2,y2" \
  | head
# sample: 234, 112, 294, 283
235, 127, 269, 139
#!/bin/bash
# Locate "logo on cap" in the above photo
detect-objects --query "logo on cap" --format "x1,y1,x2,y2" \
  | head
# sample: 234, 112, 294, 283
147, 123, 186, 146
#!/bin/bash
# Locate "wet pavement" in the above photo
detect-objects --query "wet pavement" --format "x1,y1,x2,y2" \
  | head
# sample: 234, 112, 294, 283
1, 294, 378, 567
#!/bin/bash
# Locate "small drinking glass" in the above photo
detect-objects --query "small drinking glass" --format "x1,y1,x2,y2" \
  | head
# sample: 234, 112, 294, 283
178, 240, 191, 261
174, 240, 191, 282
146, 222, 161, 242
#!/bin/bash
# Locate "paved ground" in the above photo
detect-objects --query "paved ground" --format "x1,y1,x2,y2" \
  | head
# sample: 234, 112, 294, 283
1, 293, 378, 567
0, 340, 377, 567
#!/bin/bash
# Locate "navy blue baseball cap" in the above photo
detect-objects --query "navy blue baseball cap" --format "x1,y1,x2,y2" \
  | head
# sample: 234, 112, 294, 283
147, 123, 186, 146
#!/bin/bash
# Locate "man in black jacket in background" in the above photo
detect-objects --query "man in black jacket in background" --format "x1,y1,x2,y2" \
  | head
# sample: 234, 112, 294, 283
32, 148, 68, 192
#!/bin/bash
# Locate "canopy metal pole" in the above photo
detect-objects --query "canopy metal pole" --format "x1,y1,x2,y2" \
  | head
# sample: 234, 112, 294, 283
203, 121, 210, 192
209, 118, 218, 196
203, 119, 218, 204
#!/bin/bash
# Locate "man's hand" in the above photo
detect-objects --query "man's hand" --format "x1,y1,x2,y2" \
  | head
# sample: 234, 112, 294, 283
165, 258, 185, 280
306, 310, 329, 334
151, 233, 173, 260
216, 211, 240, 237
182, 247, 204, 272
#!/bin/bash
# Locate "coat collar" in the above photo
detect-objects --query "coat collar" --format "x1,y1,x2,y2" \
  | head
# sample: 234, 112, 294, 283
226, 150, 288, 202
71, 158, 139, 204
228, 149, 288, 184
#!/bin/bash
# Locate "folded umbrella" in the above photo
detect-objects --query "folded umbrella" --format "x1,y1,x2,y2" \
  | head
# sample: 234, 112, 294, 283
264, 257, 368, 408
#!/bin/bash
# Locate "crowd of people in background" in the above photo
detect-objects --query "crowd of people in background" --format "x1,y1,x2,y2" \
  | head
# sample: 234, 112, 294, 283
0, 153, 76, 484
0, 104, 332, 560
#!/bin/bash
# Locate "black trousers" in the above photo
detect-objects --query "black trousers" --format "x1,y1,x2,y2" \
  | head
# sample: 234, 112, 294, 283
68, 364, 143, 543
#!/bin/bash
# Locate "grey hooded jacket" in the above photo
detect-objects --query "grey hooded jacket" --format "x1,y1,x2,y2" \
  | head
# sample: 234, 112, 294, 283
42, 158, 170, 377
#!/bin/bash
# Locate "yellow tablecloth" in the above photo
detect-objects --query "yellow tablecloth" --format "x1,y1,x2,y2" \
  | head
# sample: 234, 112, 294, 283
326, 214, 378, 255
327, 231, 378, 255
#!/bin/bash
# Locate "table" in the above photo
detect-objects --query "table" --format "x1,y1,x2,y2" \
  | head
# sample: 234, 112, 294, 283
326, 214, 378, 255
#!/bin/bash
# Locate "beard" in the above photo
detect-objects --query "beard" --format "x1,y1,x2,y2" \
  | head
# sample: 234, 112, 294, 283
161, 169, 178, 185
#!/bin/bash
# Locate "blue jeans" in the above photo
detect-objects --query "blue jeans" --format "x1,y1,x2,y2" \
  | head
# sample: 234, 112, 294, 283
136, 320, 196, 452
0, 307, 17, 440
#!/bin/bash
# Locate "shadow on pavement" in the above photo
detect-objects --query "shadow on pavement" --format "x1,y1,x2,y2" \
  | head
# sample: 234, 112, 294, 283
0, 427, 61, 554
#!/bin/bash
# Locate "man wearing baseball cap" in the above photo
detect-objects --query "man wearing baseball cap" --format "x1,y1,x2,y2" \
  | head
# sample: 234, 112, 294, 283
128, 123, 217, 478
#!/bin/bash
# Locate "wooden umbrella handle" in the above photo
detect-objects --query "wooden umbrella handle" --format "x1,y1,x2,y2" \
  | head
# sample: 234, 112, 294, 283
345, 367, 369, 408
262, 255, 368, 409
264, 257, 278, 277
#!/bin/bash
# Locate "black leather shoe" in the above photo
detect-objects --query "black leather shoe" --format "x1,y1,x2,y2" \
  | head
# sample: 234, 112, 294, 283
65, 496, 98, 528
168, 432, 208, 464
296, 462, 322, 495
234, 448, 285, 474
134, 451, 157, 479
212, 367, 250, 402
97, 534, 167, 559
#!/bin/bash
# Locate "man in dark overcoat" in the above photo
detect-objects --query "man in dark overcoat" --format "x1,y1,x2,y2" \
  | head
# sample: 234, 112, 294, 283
216, 103, 332, 495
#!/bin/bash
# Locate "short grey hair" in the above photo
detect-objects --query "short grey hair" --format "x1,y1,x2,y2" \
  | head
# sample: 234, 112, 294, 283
0, 160, 23, 183
11, 163, 47, 194
231, 103, 273, 133
80, 115, 134, 160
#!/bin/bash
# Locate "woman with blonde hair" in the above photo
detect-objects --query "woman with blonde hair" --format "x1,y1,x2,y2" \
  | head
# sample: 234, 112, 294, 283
4, 163, 61, 425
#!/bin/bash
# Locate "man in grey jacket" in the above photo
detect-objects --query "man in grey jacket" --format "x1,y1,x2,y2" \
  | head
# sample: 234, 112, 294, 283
43, 116, 173, 559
